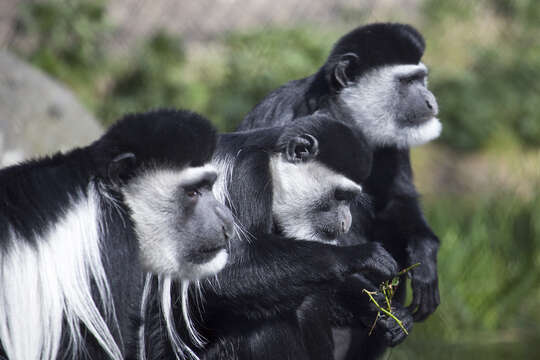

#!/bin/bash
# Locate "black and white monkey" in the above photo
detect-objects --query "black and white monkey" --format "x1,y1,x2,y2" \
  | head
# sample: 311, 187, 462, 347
239, 23, 441, 359
0, 109, 234, 360
143, 115, 405, 360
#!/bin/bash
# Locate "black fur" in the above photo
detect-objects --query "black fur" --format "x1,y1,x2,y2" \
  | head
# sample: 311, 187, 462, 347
0, 109, 219, 359
239, 23, 439, 359
143, 115, 400, 359
93, 109, 217, 174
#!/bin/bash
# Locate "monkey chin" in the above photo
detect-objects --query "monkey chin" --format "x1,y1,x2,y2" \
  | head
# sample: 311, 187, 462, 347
401, 116, 442, 148
320, 238, 338, 246
304, 232, 339, 246
184, 249, 228, 280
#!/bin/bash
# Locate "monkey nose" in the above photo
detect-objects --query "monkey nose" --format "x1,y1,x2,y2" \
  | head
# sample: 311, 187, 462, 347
341, 220, 351, 233
426, 94, 439, 116
222, 224, 234, 240
215, 205, 234, 240
341, 210, 352, 233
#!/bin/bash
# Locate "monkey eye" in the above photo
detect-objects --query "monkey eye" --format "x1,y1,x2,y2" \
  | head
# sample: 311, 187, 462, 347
399, 75, 416, 84
398, 71, 426, 85
334, 188, 357, 202
185, 188, 202, 198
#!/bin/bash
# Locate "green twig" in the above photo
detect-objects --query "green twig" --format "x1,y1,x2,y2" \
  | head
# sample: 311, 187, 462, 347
398, 262, 421, 276
368, 311, 380, 336
362, 289, 409, 335
362, 263, 421, 336
382, 284, 392, 312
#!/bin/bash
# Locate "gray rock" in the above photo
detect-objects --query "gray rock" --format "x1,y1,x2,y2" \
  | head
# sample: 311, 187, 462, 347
0, 50, 103, 167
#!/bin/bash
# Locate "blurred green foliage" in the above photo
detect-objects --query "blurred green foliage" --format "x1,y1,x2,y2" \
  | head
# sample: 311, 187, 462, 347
98, 31, 189, 123
16, 0, 108, 71
206, 28, 335, 130
101, 27, 336, 128
423, 0, 540, 151
394, 191, 540, 358
426, 193, 540, 333
14, 0, 110, 110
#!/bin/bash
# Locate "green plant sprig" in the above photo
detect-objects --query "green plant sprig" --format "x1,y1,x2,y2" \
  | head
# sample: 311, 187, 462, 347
363, 262, 421, 336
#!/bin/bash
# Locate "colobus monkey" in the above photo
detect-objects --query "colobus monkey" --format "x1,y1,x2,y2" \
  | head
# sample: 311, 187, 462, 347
212, 115, 413, 360
240, 23, 441, 359
143, 115, 403, 360
0, 109, 233, 360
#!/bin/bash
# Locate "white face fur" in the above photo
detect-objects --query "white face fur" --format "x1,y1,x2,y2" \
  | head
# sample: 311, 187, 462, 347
269, 154, 362, 243
339, 63, 442, 148
122, 164, 228, 280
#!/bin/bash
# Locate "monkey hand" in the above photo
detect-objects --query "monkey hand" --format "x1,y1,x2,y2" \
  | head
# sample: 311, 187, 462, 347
346, 285, 413, 346
343, 243, 398, 284
375, 305, 414, 347
406, 236, 440, 322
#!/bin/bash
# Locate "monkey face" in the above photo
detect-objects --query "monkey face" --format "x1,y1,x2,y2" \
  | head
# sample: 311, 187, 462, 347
123, 164, 233, 280
339, 63, 442, 148
270, 154, 362, 244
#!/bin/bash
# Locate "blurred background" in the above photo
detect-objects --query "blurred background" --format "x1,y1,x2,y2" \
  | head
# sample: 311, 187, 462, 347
0, 0, 539, 358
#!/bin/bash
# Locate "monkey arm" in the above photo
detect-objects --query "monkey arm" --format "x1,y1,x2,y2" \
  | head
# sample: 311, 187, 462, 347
202, 235, 397, 321
405, 231, 440, 321
371, 198, 440, 322
379, 197, 440, 323
367, 148, 440, 322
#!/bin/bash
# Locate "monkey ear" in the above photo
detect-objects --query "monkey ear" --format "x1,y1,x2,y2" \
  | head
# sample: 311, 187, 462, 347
333, 53, 359, 89
286, 134, 319, 163
107, 152, 137, 182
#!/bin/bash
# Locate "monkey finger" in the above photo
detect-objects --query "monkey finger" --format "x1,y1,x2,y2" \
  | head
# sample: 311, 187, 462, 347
412, 300, 431, 322
386, 327, 408, 347
353, 243, 398, 280
364, 262, 397, 284
380, 308, 413, 347
382, 330, 403, 347
426, 285, 441, 316
412, 285, 437, 322
407, 285, 422, 315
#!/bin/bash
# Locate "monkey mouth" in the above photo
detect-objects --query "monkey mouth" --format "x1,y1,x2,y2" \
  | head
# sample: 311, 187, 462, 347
399, 113, 434, 127
186, 245, 227, 264
317, 227, 342, 243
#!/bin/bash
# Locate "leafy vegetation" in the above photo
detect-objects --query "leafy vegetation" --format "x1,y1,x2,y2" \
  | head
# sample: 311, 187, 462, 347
423, 0, 540, 151
14, 0, 110, 110
98, 31, 189, 124
205, 27, 336, 130
394, 191, 540, 358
